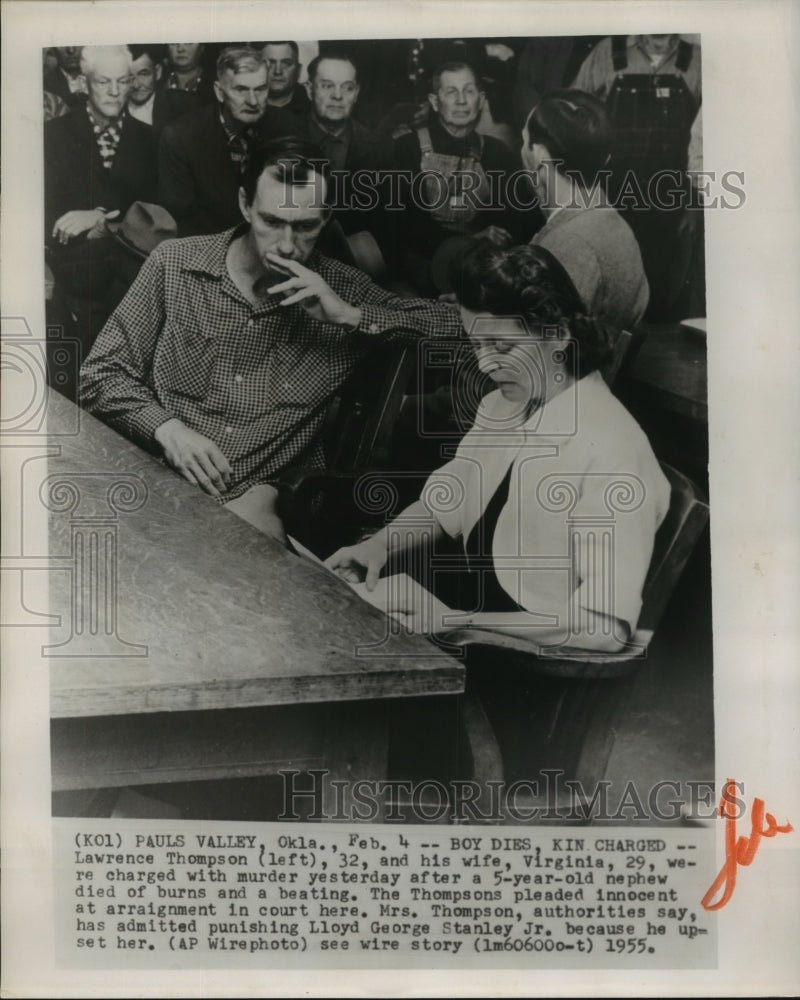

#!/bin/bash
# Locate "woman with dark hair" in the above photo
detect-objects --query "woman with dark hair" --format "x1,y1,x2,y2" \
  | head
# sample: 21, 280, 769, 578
326, 243, 669, 654
522, 89, 649, 330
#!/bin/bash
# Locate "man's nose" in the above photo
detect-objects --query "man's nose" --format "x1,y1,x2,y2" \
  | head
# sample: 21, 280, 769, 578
276, 225, 296, 255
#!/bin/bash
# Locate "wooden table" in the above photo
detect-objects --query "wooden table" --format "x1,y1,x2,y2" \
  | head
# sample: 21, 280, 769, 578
625, 321, 708, 423
45, 391, 469, 820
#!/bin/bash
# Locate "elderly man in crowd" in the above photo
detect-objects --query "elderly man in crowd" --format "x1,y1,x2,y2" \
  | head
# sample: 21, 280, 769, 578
158, 45, 299, 236
302, 52, 392, 253
43, 45, 89, 109
80, 136, 463, 543
126, 44, 198, 135
261, 40, 310, 116
45, 45, 158, 357
392, 59, 539, 294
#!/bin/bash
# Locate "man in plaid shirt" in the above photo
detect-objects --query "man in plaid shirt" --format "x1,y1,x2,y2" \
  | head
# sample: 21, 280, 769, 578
80, 136, 463, 541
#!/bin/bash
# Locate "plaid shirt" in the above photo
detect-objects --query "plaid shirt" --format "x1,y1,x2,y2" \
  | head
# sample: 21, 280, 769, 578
79, 226, 463, 500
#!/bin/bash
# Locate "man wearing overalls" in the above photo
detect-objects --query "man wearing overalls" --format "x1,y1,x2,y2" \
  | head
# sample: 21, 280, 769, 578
573, 34, 702, 319
391, 59, 539, 296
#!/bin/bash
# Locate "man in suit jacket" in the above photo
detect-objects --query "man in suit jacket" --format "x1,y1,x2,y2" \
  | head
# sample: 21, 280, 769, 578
126, 44, 199, 136
261, 41, 311, 118
43, 45, 88, 110
44, 45, 158, 355
301, 52, 393, 259
158, 45, 300, 237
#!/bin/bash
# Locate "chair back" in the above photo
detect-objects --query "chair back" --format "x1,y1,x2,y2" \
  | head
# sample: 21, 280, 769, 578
324, 344, 416, 473
601, 325, 647, 387
637, 461, 709, 633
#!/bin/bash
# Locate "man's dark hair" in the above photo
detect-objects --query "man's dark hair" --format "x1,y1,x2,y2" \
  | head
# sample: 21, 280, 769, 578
307, 51, 359, 84
240, 135, 330, 206
430, 60, 480, 93
450, 241, 613, 378
524, 89, 612, 183
128, 44, 167, 66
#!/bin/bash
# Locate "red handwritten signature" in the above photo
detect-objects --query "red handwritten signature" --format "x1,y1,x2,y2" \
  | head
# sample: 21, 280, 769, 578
701, 778, 793, 910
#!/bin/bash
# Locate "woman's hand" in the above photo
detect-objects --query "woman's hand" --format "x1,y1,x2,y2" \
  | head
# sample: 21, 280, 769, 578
325, 534, 388, 590
375, 576, 456, 635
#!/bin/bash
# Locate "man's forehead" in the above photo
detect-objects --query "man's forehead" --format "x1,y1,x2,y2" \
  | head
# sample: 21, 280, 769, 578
265, 43, 296, 62
88, 53, 132, 77
254, 171, 327, 214
439, 68, 478, 89
222, 65, 268, 85
316, 59, 356, 81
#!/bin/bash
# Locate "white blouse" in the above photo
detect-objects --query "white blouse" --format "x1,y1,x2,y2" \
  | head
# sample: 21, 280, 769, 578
421, 371, 670, 635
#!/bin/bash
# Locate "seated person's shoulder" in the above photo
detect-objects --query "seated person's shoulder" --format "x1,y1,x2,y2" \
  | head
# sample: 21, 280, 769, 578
161, 101, 216, 142
162, 87, 201, 119
261, 105, 304, 138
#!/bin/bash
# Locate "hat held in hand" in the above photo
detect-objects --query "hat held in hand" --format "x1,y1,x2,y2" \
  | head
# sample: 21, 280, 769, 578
109, 202, 178, 260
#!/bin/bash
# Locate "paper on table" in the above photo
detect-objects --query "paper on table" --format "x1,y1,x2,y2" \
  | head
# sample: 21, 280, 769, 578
287, 535, 411, 623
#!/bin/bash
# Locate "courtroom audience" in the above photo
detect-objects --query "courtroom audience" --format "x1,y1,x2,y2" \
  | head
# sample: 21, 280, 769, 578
391, 59, 539, 295
44, 45, 157, 356
302, 52, 393, 256
43, 45, 88, 109
163, 42, 215, 103
260, 40, 311, 117
127, 44, 199, 135
571, 34, 701, 318
158, 45, 298, 236
43, 33, 704, 446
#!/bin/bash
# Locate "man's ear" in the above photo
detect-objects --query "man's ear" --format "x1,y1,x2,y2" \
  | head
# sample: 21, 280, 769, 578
154, 62, 163, 83
238, 187, 251, 223
427, 92, 439, 115
213, 80, 224, 104
304, 78, 313, 99
477, 91, 486, 112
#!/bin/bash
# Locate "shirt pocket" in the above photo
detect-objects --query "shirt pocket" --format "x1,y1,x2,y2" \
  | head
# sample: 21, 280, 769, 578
155, 324, 218, 400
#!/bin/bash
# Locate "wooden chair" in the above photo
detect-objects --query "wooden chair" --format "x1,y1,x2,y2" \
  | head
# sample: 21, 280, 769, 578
601, 325, 647, 387
279, 343, 416, 551
442, 462, 710, 802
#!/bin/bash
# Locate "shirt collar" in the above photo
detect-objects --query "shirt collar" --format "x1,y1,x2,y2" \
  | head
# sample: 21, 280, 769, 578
633, 35, 681, 63
429, 114, 482, 156
308, 115, 352, 144
86, 101, 125, 133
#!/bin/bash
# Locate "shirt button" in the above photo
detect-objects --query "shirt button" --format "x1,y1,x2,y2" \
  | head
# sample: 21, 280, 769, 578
234, 375, 243, 383
369, 322, 378, 333
225, 426, 233, 434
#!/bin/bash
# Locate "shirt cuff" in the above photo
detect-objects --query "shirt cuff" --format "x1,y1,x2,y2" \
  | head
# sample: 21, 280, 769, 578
355, 303, 403, 338
125, 402, 177, 448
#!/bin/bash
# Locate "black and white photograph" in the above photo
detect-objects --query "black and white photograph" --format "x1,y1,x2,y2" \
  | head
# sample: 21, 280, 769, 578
2, 0, 798, 996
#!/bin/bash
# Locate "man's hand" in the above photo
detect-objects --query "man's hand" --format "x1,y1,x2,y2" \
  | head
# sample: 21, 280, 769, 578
325, 535, 389, 591
52, 209, 108, 245
265, 253, 362, 328
153, 418, 232, 498
474, 225, 514, 247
